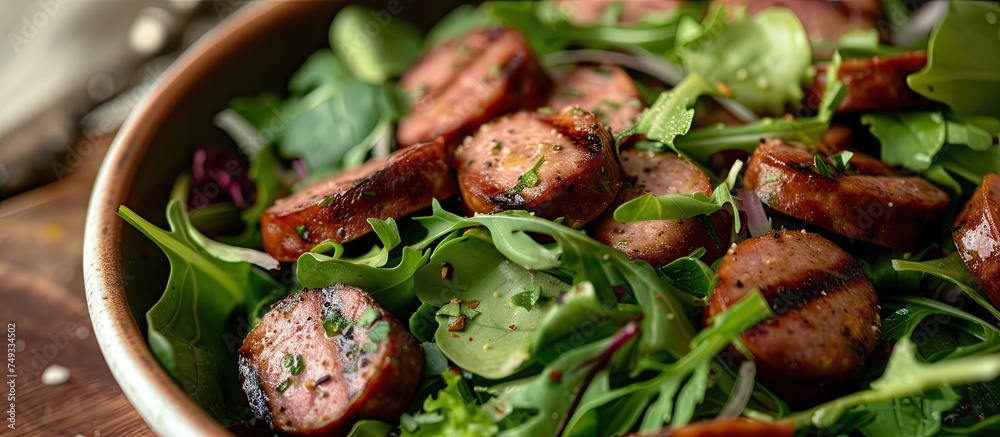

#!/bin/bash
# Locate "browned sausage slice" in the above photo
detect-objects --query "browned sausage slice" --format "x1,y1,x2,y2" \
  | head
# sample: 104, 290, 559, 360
706, 230, 880, 400
454, 108, 622, 228
547, 64, 643, 133
743, 139, 949, 252
261, 138, 457, 261
589, 150, 729, 267
809, 51, 934, 112
397, 28, 551, 152
239, 284, 423, 435
953, 173, 1000, 308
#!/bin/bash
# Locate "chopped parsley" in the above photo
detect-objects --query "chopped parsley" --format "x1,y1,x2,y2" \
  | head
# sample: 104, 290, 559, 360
568, 106, 586, 116
283, 354, 305, 375
362, 343, 378, 353
276, 378, 292, 393
323, 311, 352, 337
294, 224, 309, 240
600, 99, 622, 110
362, 191, 377, 197
508, 155, 546, 196
491, 139, 503, 150
536, 107, 554, 115
600, 180, 613, 195
813, 154, 837, 178
357, 305, 378, 328
487, 63, 502, 79
556, 88, 585, 99
831, 150, 855, 172
318, 195, 337, 207
367, 321, 391, 342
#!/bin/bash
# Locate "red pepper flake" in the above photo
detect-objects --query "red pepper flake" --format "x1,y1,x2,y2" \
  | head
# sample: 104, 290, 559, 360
549, 369, 563, 383
468, 337, 474, 342
508, 324, 517, 330
528, 269, 537, 275
465, 300, 480, 309
441, 263, 454, 280
448, 315, 467, 332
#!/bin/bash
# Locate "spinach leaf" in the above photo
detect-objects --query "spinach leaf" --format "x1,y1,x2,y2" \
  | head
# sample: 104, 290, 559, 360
413, 230, 568, 379
532, 281, 639, 364
893, 253, 1000, 322
677, 7, 812, 115
862, 111, 947, 172
330, 5, 422, 85
907, 1, 1000, 118
118, 198, 281, 423
297, 246, 428, 314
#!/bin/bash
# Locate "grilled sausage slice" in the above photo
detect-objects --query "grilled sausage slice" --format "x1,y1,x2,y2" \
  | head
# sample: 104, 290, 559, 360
454, 108, 622, 228
706, 230, 880, 398
953, 173, 1000, 308
589, 150, 729, 267
809, 51, 934, 112
239, 284, 423, 435
261, 138, 457, 261
397, 27, 551, 152
743, 139, 949, 252
547, 64, 644, 133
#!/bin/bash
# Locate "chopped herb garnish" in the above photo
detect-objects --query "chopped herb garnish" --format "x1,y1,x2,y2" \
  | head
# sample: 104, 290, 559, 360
601, 99, 622, 110
487, 63, 502, 79
362, 191, 377, 197
553, 144, 563, 151
508, 155, 546, 196
813, 154, 836, 178
318, 195, 337, 207
626, 97, 642, 108
362, 343, 378, 353
466, 159, 475, 167
357, 305, 378, 328
295, 225, 309, 240
568, 106, 586, 116
831, 150, 855, 172
600, 180, 613, 195
323, 311, 352, 337
283, 354, 305, 376
276, 378, 292, 393
557, 89, 585, 99
343, 363, 356, 374
367, 321, 391, 342
537, 107, 554, 115
491, 139, 502, 150
510, 286, 543, 311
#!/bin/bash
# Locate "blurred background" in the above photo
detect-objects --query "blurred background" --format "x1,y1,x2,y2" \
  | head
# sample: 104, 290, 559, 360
0, 1, 245, 434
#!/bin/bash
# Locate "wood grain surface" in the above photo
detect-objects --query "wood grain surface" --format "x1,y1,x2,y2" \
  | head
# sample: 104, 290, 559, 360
0, 135, 151, 436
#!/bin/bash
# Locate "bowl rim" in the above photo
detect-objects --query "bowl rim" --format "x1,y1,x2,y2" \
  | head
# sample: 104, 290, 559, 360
83, 1, 307, 434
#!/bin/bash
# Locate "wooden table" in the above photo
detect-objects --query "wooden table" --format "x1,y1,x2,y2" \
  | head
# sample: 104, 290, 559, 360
0, 135, 151, 436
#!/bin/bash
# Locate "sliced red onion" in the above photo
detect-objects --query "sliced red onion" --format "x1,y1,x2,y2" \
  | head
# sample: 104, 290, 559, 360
737, 188, 771, 237
717, 361, 756, 419
291, 158, 310, 181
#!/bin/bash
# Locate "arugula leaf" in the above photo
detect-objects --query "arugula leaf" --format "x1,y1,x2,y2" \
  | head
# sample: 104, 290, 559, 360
677, 7, 811, 115
862, 111, 947, 172
673, 52, 846, 163
330, 5, 422, 84
893, 253, 1000, 322
117, 199, 281, 423
612, 161, 742, 236
413, 230, 568, 378
532, 281, 638, 363
907, 1, 1000, 118
508, 155, 546, 196
401, 371, 498, 436
296, 245, 429, 314
659, 255, 718, 300
616, 74, 713, 147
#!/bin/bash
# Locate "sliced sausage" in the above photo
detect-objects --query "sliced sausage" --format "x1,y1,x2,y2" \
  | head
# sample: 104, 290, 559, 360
261, 138, 457, 261
717, 0, 882, 42
743, 139, 949, 252
706, 230, 880, 400
953, 173, 1000, 308
239, 284, 423, 435
454, 108, 622, 228
809, 51, 935, 112
547, 64, 644, 133
397, 27, 551, 153
589, 150, 729, 267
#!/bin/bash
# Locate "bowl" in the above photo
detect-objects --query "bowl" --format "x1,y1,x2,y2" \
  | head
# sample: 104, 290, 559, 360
83, 1, 460, 434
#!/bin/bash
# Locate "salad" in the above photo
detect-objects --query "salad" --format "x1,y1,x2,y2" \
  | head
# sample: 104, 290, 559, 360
116, 1, 1000, 436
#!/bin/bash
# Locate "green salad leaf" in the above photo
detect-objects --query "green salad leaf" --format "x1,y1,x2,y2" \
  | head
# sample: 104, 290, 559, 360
677, 7, 811, 115
862, 111, 947, 172
413, 229, 569, 378
117, 198, 282, 423
907, 1, 1000, 118
615, 74, 713, 147
330, 5, 423, 85
893, 253, 1000, 322
402, 371, 499, 436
